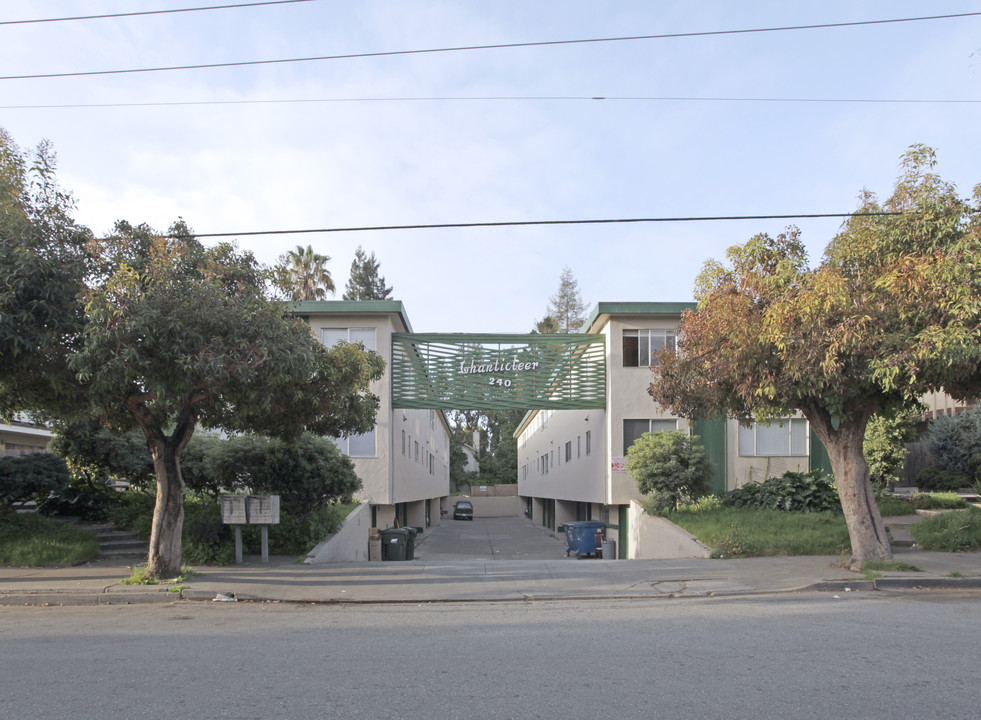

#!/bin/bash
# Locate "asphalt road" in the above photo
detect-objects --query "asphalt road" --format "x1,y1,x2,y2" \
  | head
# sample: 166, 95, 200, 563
3, 592, 980, 719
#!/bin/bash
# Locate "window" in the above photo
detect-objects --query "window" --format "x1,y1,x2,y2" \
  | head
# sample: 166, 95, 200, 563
414, 440, 420, 462
565, 441, 572, 462
738, 419, 808, 456
401, 429, 406, 455
585, 430, 591, 456
577, 436, 581, 459
623, 329, 676, 367
623, 419, 677, 455
322, 327, 377, 352
333, 427, 376, 458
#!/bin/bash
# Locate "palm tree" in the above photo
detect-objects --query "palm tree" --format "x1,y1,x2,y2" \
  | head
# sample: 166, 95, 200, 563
276, 244, 335, 301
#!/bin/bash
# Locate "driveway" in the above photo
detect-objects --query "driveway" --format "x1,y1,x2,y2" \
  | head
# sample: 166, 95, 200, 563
415, 516, 570, 561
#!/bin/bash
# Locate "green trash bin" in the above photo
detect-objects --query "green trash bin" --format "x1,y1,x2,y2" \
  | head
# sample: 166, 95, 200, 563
380, 528, 407, 561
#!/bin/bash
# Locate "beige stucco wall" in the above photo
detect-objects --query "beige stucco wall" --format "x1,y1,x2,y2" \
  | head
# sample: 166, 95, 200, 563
725, 419, 809, 490
304, 310, 450, 508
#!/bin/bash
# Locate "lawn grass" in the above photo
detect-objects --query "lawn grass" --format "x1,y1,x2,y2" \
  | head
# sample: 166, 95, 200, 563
668, 507, 851, 558
0, 511, 99, 566
909, 508, 981, 552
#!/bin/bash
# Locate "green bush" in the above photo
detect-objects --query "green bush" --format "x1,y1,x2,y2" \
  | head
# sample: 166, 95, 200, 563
910, 492, 968, 510
909, 508, 981, 551
0, 453, 71, 508
726, 469, 840, 513
925, 410, 981, 483
37, 473, 120, 522
915, 466, 968, 492
106, 488, 155, 538
627, 431, 712, 514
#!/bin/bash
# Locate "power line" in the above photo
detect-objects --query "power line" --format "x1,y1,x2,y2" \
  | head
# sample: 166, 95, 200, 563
184, 212, 907, 239
3, 11, 979, 82
0, 1, 313, 26
3, 95, 979, 111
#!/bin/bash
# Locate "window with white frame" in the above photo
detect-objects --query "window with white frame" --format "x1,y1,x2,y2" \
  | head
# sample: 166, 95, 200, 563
565, 441, 572, 462
623, 418, 678, 455
585, 430, 591, 456
738, 419, 809, 456
332, 427, 376, 458
622, 329, 677, 367
321, 327, 377, 351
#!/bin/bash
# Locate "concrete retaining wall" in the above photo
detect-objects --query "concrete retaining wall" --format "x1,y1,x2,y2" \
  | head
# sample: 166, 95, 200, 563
629, 500, 712, 559
303, 503, 372, 564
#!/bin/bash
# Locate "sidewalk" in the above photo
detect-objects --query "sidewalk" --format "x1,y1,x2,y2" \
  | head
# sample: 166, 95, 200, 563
2, 545, 980, 606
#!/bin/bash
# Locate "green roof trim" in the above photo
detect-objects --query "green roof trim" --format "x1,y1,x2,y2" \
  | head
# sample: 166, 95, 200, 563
290, 300, 413, 332
580, 301, 696, 332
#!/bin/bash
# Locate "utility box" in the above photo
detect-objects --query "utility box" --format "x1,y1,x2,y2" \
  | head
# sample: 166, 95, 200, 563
246, 495, 280, 525
220, 495, 247, 524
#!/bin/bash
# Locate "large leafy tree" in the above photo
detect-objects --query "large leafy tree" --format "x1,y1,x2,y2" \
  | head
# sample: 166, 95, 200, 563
650, 147, 980, 568
546, 266, 587, 333
71, 223, 384, 577
343, 245, 393, 300
0, 130, 90, 419
274, 244, 335, 301
1, 130, 385, 578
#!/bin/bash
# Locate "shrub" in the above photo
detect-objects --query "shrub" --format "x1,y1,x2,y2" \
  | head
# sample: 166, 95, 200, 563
37, 472, 119, 522
0, 453, 71, 508
106, 488, 156, 538
627, 431, 712, 515
915, 466, 968, 492
910, 492, 968, 510
864, 408, 921, 492
909, 508, 981, 552
925, 410, 981, 483
726, 469, 840, 513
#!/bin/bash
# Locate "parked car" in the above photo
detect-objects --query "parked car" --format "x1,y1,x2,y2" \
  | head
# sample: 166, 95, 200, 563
453, 500, 474, 520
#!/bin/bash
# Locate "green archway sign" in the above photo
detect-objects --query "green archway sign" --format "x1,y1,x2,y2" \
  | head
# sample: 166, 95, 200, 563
391, 333, 607, 410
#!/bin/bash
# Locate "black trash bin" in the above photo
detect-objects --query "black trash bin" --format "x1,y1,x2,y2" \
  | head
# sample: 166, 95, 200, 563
379, 528, 407, 561
404, 527, 418, 560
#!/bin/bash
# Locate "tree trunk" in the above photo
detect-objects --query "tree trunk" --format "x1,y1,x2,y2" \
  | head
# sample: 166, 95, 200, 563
146, 437, 185, 579
809, 413, 891, 569
127, 393, 199, 580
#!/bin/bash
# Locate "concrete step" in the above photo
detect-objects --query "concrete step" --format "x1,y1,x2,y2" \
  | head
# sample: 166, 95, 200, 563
76, 522, 148, 558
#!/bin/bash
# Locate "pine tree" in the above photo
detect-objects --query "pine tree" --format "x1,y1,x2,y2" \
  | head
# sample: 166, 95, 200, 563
546, 266, 587, 333
343, 246, 393, 301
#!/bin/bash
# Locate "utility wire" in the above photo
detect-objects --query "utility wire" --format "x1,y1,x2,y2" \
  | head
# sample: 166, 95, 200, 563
3, 95, 979, 110
2, 11, 979, 81
184, 212, 906, 239
0, 0, 313, 26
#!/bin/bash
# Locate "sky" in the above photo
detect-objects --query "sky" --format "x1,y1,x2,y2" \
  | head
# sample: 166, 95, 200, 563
2, 1, 979, 333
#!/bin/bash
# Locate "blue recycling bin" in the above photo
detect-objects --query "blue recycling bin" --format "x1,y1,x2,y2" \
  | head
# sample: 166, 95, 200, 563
564, 521, 605, 558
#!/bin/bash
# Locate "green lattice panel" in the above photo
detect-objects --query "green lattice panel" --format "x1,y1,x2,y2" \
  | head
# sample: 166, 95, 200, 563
392, 333, 607, 410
